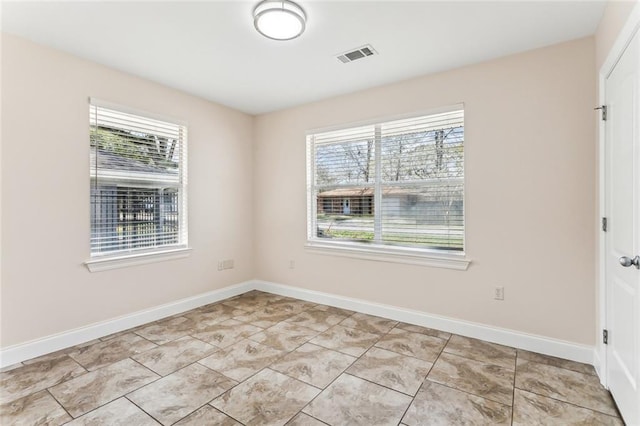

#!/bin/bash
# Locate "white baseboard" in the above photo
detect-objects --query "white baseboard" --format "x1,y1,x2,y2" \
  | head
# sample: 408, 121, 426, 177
593, 348, 605, 386
253, 280, 595, 365
1, 278, 596, 369
0, 281, 252, 368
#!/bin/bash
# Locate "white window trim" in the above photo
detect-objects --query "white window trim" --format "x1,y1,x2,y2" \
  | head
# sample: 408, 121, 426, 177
88, 97, 188, 127
306, 104, 467, 269
305, 241, 470, 270
88, 98, 189, 268
85, 247, 192, 272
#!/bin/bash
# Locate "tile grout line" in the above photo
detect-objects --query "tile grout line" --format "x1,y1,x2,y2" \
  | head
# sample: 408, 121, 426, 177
435, 349, 517, 372
341, 371, 417, 398
516, 357, 601, 379
397, 394, 416, 425
378, 323, 453, 364
411, 330, 447, 422
306, 340, 372, 358
398, 332, 447, 425
132, 331, 163, 348
422, 377, 514, 409
44, 388, 75, 421
206, 404, 248, 426
124, 394, 166, 425
512, 386, 623, 419
195, 359, 245, 385
208, 402, 246, 426
288, 411, 331, 425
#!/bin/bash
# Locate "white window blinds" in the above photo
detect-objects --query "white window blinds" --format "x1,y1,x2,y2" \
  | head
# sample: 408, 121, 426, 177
307, 108, 464, 252
89, 101, 188, 256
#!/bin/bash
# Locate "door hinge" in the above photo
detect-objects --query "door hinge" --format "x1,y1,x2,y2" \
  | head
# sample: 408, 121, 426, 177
603, 329, 608, 345
602, 217, 607, 232
594, 105, 607, 121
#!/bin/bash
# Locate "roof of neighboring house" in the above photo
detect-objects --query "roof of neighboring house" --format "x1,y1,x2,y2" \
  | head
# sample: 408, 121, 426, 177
318, 187, 374, 197
90, 149, 178, 175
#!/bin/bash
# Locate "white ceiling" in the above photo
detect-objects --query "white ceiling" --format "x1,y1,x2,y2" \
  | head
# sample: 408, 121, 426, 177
2, 1, 606, 115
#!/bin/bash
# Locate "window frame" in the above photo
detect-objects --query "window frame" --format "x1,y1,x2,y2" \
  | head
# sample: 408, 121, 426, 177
305, 105, 470, 270
85, 98, 190, 272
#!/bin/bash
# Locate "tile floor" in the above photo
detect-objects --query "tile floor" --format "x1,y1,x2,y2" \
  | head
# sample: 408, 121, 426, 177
0, 291, 624, 425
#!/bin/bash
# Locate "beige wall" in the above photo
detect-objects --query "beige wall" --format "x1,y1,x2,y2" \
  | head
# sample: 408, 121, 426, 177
253, 37, 597, 345
595, 0, 638, 70
1, 33, 602, 349
0, 34, 254, 347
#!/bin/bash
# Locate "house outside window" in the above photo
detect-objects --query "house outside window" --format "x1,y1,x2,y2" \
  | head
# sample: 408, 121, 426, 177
307, 107, 465, 260
89, 101, 188, 260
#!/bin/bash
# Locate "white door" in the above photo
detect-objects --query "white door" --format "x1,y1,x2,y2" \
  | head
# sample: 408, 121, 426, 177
343, 198, 351, 214
604, 27, 640, 426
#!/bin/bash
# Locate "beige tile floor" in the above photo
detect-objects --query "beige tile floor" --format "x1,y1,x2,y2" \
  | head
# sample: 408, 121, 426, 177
0, 291, 624, 425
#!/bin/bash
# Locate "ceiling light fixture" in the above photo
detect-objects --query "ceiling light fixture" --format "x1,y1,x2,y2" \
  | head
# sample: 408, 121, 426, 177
253, 0, 306, 41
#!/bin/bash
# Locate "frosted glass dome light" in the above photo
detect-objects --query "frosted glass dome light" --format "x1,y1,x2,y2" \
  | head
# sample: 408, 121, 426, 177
253, 0, 306, 41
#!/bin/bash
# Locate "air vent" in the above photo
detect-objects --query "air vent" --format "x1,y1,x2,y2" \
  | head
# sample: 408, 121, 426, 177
336, 45, 377, 64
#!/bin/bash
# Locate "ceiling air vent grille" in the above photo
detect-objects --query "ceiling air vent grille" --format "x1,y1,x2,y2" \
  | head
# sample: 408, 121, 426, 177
337, 45, 377, 64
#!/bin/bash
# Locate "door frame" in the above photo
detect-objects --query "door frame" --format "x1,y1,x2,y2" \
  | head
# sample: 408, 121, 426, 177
597, 2, 640, 387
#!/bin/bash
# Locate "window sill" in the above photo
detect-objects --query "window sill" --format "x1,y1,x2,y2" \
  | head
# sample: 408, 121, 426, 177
305, 240, 470, 270
85, 247, 192, 272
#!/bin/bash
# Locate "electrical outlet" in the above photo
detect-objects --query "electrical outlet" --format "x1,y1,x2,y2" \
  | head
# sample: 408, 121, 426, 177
289, 260, 295, 269
217, 261, 224, 271
494, 286, 505, 300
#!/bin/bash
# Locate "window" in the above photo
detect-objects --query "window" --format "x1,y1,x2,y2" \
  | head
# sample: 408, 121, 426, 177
307, 108, 464, 260
89, 101, 188, 261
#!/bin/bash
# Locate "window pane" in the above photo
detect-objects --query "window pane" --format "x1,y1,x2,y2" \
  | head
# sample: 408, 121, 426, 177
381, 119, 463, 182
315, 139, 375, 185
308, 108, 464, 253
90, 186, 180, 254
90, 103, 186, 256
381, 184, 463, 250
